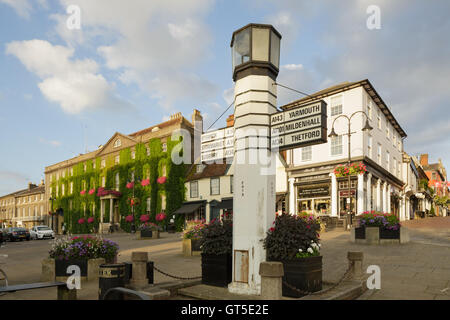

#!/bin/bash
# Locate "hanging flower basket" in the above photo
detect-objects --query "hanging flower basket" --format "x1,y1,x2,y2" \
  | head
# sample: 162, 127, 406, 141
157, 176, 167, 184
125, 215, 134, 223
141, 179, 150, 187
78, 218, 86, 224
97, 187, 122, 197
126, 182, 134, 189
334, 162, 367, 177
156, 212, 166, 222
139, 214, 150, 223
88, 188, 96, 195
87, 217, 95, 224
80, 190, 86, 195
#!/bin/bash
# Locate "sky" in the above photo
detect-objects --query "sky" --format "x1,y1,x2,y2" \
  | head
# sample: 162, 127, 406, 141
0, 0, 449, 195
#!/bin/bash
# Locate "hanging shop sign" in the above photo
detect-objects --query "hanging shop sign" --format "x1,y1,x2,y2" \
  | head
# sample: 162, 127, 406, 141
270, 100, 327, 151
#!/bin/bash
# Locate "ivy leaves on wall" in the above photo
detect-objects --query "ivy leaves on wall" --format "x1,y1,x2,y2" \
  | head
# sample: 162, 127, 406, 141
50, 138, 187, 234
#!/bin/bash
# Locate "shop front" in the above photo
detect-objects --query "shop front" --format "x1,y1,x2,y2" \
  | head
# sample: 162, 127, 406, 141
296, 183, 331, 216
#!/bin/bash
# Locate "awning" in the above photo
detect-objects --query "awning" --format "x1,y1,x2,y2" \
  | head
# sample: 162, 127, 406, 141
173, 201, 205, 215
217, 198, 233, 210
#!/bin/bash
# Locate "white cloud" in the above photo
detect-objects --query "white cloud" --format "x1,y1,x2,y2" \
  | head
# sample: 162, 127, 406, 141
39, 138, 62, 147
0, 0, 48, 18
53, 0, 217, 110
281, 64, 303, 71
6, 39, 129, 114
0, 0, 32, 18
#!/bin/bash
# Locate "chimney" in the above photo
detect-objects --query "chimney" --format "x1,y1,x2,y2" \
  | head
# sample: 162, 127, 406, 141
226, 114, 234, 127
28, 182, 36, 190
192, 109, 203, 132
420, 154, 429, 166
169, 112, 182, 121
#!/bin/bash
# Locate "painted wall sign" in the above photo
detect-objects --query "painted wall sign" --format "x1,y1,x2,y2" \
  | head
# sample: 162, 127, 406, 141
270, 100, 327, 151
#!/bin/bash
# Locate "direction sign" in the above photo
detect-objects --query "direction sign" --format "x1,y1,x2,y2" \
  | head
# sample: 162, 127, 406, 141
201, 127, 234, 162
270, 100, 327, 151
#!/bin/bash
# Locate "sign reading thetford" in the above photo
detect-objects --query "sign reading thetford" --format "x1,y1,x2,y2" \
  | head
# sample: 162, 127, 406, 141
201, 127, 234, 162
271, 100, 327, 151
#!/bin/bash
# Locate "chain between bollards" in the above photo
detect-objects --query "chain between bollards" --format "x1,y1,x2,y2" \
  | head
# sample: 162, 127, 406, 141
152, 264, 202, 281
282, 264, 353, 296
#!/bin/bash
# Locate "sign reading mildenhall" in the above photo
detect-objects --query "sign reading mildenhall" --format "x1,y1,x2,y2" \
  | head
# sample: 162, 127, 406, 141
271, 100, 327, 151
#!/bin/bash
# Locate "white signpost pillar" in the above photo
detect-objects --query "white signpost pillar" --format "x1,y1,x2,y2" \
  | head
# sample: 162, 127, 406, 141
228, 24, 281, 295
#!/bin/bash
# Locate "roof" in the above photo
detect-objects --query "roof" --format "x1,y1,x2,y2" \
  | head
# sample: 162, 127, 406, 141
0, 188, 28, 199
129, 116, 192, 138
186, 163, 231, 181
280, 79, 407, 138
45, 114, 195, 172
15, 185, 45, 197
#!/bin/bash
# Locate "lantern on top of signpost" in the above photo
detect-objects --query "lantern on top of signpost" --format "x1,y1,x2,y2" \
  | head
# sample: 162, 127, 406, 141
231, 24, 281, 81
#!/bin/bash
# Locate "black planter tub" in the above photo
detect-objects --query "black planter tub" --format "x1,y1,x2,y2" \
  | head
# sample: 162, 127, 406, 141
201, 253, 232, 287
280, 256, 323, 298
140, 229, 153, 238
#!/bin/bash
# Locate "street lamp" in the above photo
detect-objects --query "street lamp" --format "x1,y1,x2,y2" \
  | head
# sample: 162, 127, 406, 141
329, 111, 373, 228
128, 175, 141, 234
49, 196, 55, 231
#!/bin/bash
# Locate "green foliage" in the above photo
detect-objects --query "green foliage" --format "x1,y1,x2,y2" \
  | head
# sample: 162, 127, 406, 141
199, 218, 233, 255
50, 138, 187, 234
263, 213, 321, 261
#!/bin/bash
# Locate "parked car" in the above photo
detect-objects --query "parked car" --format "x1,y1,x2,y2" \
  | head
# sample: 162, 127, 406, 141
30, 226, 55, 240
4, 227, 30, 242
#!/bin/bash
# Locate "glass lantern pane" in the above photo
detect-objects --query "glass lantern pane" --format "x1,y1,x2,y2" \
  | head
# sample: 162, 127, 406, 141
232, 28, 251, 71
270, 30, 280, 68
252, 27, 269, 62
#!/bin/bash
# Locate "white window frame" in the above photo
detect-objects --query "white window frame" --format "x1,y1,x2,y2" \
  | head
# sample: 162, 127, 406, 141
330, 95, 343, 116
301, 146, 312, 161
330, 135, 343, 156
190, 181, 199, 198
210, 178, 220, 195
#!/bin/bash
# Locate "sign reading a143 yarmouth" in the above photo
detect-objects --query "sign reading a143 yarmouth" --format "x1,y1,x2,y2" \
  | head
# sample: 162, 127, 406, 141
271, 100, 328, 151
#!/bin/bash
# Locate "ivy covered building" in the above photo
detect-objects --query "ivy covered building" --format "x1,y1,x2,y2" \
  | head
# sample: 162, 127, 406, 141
44, 110, 203, 234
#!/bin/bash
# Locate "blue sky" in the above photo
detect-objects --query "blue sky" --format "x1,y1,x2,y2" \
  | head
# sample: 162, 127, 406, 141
0, 0, 449, 195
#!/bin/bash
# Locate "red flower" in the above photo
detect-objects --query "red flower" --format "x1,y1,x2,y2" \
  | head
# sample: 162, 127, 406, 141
157, 176, 167, 184
126, 182, 134, 189
269, 227, 275, 232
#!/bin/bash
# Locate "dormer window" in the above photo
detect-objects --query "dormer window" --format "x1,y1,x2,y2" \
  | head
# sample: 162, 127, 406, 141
196, 165, 205, 173
114, 139, 121, 148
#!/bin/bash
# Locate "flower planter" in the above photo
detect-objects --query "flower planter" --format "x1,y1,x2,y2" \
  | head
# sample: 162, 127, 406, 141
351, 226, 408, 244
42, 258, 106, 282
182, 239, 201, 257
137, 230, 160, 240
280, 256, 322, 298
201, 253, 232, 287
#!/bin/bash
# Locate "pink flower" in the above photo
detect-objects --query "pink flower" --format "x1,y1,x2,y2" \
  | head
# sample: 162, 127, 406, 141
140, 214, 150, 222
80, 190, 86, 195
126, 182, 134, 189
125, 215, 134, 223
87, 217, 95, 224
157, 176, 167, 184
156, 213, 166, 221
78, 218, 85, 224
141, 179, 150, 186
88, 188, 96, 195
